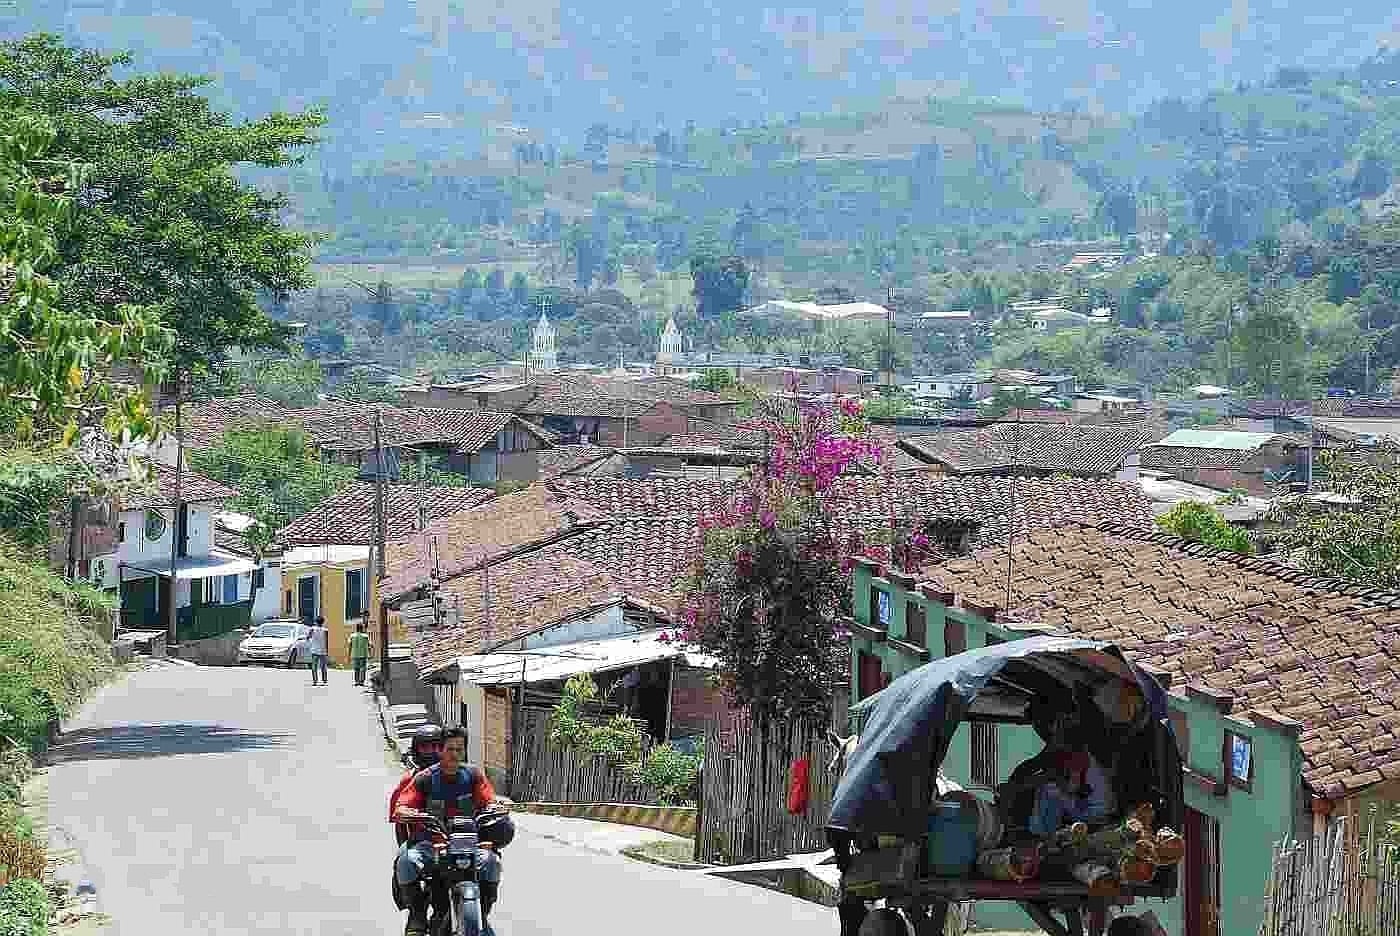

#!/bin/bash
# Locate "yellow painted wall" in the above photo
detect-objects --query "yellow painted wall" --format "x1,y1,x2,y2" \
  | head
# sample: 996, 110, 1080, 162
284, 563, 370, 667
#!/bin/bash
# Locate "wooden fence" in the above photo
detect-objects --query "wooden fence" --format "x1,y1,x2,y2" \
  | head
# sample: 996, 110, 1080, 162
1261, 813, 1400, 936
696, 713, 835, 865
509, 708, 661, 805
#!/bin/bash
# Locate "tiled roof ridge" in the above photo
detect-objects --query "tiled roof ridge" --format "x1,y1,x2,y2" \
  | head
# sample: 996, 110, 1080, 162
1087, 520, 1400, 605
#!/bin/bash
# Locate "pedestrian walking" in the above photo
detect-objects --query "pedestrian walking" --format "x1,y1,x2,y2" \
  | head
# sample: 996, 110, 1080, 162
349, 621, 371, 687
308, 616, 329, 685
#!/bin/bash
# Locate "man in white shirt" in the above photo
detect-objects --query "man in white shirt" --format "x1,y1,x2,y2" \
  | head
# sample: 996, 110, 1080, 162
307, 616, 329, 685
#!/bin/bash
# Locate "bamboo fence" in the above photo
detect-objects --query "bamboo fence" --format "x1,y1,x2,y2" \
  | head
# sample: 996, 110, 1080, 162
695, 713, 835, 865
509, 708, 660, 805
1261, 813, 1400, 936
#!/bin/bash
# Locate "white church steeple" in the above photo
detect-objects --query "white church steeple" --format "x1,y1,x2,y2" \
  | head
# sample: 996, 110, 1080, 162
528, 298, 558, 375
658, 315, 683, 363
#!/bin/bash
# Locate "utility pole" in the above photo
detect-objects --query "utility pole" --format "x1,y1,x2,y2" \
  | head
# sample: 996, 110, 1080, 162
374, 412, 389, 681
884, 285, 897, 389
166, 372, 185, 645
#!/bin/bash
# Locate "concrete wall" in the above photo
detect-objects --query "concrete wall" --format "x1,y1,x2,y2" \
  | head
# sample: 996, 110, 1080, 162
170, 628, 248, 666
849, 563, 1307, 936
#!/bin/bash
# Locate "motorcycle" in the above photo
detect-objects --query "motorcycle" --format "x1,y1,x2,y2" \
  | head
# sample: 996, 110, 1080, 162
401, 810, 509, 936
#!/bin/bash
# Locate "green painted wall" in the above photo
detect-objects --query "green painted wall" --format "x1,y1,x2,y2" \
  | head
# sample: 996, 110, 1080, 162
846, 562, 1306, 936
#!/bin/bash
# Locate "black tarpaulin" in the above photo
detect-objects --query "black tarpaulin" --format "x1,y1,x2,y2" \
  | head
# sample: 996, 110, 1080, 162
827, 635, 1175, 839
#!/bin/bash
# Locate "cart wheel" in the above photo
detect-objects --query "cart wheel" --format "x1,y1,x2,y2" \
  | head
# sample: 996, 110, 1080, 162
857, 908, 909, 936
1106, 916, 1152, 936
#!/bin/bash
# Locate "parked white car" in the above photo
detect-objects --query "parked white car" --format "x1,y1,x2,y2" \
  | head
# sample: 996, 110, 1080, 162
238, 620, 310, 666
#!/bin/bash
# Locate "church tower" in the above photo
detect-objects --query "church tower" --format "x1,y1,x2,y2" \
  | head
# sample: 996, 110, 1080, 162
528, 306, 558, 375
656, 315, 684, 375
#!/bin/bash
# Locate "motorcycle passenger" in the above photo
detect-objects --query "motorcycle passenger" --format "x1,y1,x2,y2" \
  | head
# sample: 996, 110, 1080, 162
390, 724, 444, 846
392, 726, 511, 936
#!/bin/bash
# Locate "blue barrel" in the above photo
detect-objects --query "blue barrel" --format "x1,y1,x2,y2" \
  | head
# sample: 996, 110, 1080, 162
926, 799, 980, 876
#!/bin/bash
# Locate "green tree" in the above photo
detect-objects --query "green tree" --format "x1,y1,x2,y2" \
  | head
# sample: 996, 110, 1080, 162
696, 369, 737, 393
689, 252, 750, 320
188, 427, 355, 542
243, 355, 323, 407
0, 35, 323, 377
509, 272, 530, 307
1271, 443, 1400, 586
334, 371, 403, 404
0, 105, 170, 440
1155, 501, 1253, 555
1232, 299, 1309, 396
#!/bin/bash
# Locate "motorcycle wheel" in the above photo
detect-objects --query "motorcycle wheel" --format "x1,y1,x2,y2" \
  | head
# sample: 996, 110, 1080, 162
453, 892, 482, 936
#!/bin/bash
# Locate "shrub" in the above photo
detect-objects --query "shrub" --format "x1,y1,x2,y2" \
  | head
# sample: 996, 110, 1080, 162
630, 742, 703, 806
0, 878, 48, 936
1155, 501, 1254, 555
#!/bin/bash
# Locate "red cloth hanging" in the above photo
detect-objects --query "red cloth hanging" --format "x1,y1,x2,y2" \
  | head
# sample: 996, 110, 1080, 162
787, 756, 812, 815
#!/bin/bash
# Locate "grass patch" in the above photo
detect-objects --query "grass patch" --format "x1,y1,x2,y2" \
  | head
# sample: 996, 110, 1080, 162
621, 838, 700, 867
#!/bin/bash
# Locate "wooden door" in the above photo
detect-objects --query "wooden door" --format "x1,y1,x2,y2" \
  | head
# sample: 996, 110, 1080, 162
1184, 807, 1221, 936
857, 652, 884, 701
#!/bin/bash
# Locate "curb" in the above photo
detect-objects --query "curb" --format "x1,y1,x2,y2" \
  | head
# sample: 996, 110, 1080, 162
619, 844, 711, 872
515, 801, 697, 838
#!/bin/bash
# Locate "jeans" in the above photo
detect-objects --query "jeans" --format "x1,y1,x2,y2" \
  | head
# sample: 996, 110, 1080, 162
353, 657, 368, 685
396, 841, 502, 886
309, 653, 328, 684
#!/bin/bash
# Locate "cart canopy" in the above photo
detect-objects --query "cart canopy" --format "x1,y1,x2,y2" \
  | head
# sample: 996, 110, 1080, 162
828, 635, 1176, 840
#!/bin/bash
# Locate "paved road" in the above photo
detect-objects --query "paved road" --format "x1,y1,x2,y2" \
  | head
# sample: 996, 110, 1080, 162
46, 663, 837, 936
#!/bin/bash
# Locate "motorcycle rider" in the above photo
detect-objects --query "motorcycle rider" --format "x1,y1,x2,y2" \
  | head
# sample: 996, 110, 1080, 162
392, 726, 513, 936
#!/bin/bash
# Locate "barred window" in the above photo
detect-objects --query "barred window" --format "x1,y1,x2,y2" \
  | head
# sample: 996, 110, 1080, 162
971, 722, 998, 788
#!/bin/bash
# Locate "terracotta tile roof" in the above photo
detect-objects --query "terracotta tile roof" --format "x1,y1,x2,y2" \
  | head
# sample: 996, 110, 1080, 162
520, 391, 660, 420
177, 395, 290, 450
1139, 445, 1259, 470
925, 523, 1400, 798
549, 477, 731, 518
537, 444, 619, 479
1235, 399, 1400, 419
828, 475, 1154, 552
901, 424, 1152, 476
121, 464, 238, 511
546, 516, 706, 602
274, 482, 494, 546
382, 482, 609, 599
413, 552, 674, 675
282, 403, 548, 454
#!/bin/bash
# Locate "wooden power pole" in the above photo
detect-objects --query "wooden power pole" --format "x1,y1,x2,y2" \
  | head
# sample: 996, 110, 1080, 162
374, 412, 390, 683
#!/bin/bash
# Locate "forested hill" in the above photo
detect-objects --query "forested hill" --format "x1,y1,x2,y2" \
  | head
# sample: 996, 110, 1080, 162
9, 0, 1398, 149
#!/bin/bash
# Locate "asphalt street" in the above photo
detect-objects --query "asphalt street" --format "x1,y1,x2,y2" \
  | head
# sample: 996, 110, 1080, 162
45, 662, 837, 935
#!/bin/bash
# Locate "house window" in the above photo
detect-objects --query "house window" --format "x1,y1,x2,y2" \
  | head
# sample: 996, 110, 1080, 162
944, 619, 966, 657
875, 590, 892, 629
144, 509, 167, 542
284, 590, 293, 615
222, 574, 238, 605
905, 601, 927, 648
1225, 732, 1253, 790
253, 568, 265, 589
345, 569, 365, 619
117, 521, 126, 544
971, 722, 998, 787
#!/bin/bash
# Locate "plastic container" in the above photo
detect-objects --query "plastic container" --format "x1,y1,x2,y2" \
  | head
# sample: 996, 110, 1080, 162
926, 799, 980, 876
945, 791, 1003, 850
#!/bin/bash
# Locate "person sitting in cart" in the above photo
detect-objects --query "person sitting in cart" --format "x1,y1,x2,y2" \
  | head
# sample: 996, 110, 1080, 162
998, 699, 1115, 835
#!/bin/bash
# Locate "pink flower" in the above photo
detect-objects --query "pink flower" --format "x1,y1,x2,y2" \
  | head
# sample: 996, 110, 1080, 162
760, 510, 776, 529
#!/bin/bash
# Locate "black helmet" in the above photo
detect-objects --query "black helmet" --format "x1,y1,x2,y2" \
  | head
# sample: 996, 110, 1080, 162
410, 724, 444, 769
477, 812, 515, 849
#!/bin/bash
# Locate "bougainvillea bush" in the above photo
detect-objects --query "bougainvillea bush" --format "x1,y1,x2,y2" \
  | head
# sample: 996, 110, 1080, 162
669, 398, 888, 723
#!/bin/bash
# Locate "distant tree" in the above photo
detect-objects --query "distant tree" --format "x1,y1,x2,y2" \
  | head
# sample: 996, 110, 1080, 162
509, 272, 530, 308
484, 268, 507, 297
1233, 299, 1309, 396
368, 280, 401, 335
243, 355, 323, 407
456, 269, 483, 311
732, 202, 762, 261
696, 370, 737, 393
584, 123, 609, 169
335, 371, 402, 404
189, 427, 355, 538
1352, 151, 1392, 200
689, 253, 750, 320
1155, 502, 1253, 554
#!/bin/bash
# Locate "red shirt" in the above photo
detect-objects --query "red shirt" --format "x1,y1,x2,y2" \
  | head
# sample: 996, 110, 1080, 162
395, 764, 496, 842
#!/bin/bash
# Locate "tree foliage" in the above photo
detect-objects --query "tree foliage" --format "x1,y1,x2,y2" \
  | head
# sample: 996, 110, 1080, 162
674, 400, 885, 723
0, 103, 169, 440
242, 355, 324, 407
0, 35, 323, 377
689, 252, 750, 320
1271, 444, 1400, 586
187, 427, 355, 545
1154, 501, 1253, 555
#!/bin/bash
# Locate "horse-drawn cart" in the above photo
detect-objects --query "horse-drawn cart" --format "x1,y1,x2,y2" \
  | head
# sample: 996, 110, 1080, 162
826, 636, 1184, 936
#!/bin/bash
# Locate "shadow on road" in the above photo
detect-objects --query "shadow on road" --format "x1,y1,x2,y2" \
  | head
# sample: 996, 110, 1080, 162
45, 723, 293, 763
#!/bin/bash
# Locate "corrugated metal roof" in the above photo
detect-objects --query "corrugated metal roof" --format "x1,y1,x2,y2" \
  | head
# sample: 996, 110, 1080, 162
1155, 429, 1277, 450
453, 629, 715, 686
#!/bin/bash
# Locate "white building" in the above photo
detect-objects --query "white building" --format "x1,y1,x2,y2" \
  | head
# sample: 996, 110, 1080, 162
528, 310, 558, 375
89, 465, 261, 637
654, 316, 685, 376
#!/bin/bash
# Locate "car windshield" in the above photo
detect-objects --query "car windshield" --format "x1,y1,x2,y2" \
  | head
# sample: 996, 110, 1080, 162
254, 624, 294, 638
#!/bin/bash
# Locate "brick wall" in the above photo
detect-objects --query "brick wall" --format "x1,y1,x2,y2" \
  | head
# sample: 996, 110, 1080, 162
669, 666, 736, 739
483, 687, 513, 789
